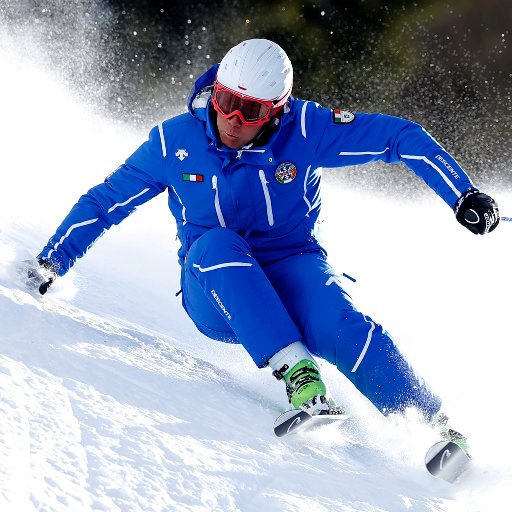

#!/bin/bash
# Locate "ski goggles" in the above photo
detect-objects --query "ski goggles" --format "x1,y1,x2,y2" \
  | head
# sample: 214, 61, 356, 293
212, 82, 282, 126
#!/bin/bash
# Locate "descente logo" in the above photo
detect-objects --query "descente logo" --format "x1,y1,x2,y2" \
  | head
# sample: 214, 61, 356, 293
211, 289, 232, 320
435, 154, 460, 179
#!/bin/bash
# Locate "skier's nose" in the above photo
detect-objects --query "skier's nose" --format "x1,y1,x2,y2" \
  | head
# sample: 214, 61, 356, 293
227, 113, 243, 128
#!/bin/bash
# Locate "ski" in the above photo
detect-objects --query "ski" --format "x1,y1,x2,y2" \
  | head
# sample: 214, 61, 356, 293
274, 408, 349, 437
276, 410, 471, 484
425, 440, 472, 483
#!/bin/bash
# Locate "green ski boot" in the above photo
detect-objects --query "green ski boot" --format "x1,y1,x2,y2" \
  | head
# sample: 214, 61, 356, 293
434, 412, 471, 454
284, 359, 327, 409
279, 359, 327, 410
440, 426, 470, 454
269, 342, 344, 414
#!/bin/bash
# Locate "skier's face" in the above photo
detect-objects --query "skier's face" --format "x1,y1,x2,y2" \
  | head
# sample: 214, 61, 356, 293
216, 113, 264, 149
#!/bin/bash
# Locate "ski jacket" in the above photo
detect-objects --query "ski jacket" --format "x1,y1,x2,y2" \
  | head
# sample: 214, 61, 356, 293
38, 64, 475, 276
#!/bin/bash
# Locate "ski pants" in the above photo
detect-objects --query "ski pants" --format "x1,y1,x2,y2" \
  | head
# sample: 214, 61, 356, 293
181, 228, 441, 420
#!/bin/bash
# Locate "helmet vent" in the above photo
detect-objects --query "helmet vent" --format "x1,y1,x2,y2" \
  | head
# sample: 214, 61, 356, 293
256, 45, 273, 63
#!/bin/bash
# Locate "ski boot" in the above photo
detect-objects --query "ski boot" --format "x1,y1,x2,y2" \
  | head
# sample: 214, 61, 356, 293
273, 360, 344, 415
268, 341, 344, 415
432, 412, 470, 455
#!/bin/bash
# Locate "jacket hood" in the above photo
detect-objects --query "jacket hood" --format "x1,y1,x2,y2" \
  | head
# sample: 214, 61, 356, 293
187, 63, 219, 121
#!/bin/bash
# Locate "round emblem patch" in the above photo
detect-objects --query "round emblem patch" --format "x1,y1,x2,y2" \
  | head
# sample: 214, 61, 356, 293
275, 162, 297, 184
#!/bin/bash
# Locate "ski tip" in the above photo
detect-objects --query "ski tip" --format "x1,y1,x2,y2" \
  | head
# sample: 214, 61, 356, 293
273, 408, 350, 437
425, 440, 471, 484
273, 409, 312, 437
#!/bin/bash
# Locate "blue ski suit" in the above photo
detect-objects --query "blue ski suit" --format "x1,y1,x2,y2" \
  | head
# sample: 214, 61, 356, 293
38, 64, 476, 419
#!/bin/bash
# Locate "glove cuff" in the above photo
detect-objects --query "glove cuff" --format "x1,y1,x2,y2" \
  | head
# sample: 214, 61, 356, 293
453, 189, 478, 215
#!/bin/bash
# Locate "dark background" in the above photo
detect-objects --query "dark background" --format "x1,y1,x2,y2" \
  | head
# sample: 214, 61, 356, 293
1, 0, 511, 190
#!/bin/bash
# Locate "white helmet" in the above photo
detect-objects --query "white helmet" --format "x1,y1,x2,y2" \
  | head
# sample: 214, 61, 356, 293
217, 39, 293, 106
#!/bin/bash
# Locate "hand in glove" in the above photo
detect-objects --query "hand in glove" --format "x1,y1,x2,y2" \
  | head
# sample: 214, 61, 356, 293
454, 190, 500, 235
22, 258, 57, 295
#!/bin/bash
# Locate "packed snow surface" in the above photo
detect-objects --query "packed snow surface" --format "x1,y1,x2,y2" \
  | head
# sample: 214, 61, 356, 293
1, 43, 511, 512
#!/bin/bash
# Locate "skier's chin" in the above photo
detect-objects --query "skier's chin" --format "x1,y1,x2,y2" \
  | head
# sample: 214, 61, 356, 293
220, 132, 242, 148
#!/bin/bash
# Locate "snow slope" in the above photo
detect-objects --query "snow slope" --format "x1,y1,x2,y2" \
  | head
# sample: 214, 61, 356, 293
1, 38, 512, 512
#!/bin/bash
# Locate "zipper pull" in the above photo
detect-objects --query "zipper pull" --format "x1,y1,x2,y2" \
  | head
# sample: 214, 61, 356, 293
212, 175, 226, 227
259, 170, 275, 226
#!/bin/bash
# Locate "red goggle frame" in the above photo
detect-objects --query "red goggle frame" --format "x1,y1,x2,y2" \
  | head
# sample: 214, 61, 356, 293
211, 81, 285, 126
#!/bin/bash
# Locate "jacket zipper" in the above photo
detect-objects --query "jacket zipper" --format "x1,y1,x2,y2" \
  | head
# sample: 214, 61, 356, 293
212, 175, 226, 227
258, 170, 275, 226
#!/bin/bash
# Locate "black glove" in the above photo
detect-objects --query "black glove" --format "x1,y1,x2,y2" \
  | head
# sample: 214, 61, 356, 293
454, 189, 500, 235
22, 258, 57, 295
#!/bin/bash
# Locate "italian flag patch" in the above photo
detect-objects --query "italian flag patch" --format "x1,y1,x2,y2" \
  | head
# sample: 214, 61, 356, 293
182, 173, 204, 182
332, 109, 355, 124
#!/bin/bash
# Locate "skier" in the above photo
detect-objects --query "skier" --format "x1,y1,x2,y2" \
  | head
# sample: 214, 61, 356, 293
25, 39, 499, 443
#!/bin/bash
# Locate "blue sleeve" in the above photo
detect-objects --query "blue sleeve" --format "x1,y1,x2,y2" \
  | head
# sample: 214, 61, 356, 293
38, 125, 170, 275
310, 107, 475, 208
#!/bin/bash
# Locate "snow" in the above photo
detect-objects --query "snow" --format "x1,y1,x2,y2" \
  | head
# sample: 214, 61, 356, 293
1, 40, 512, 512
